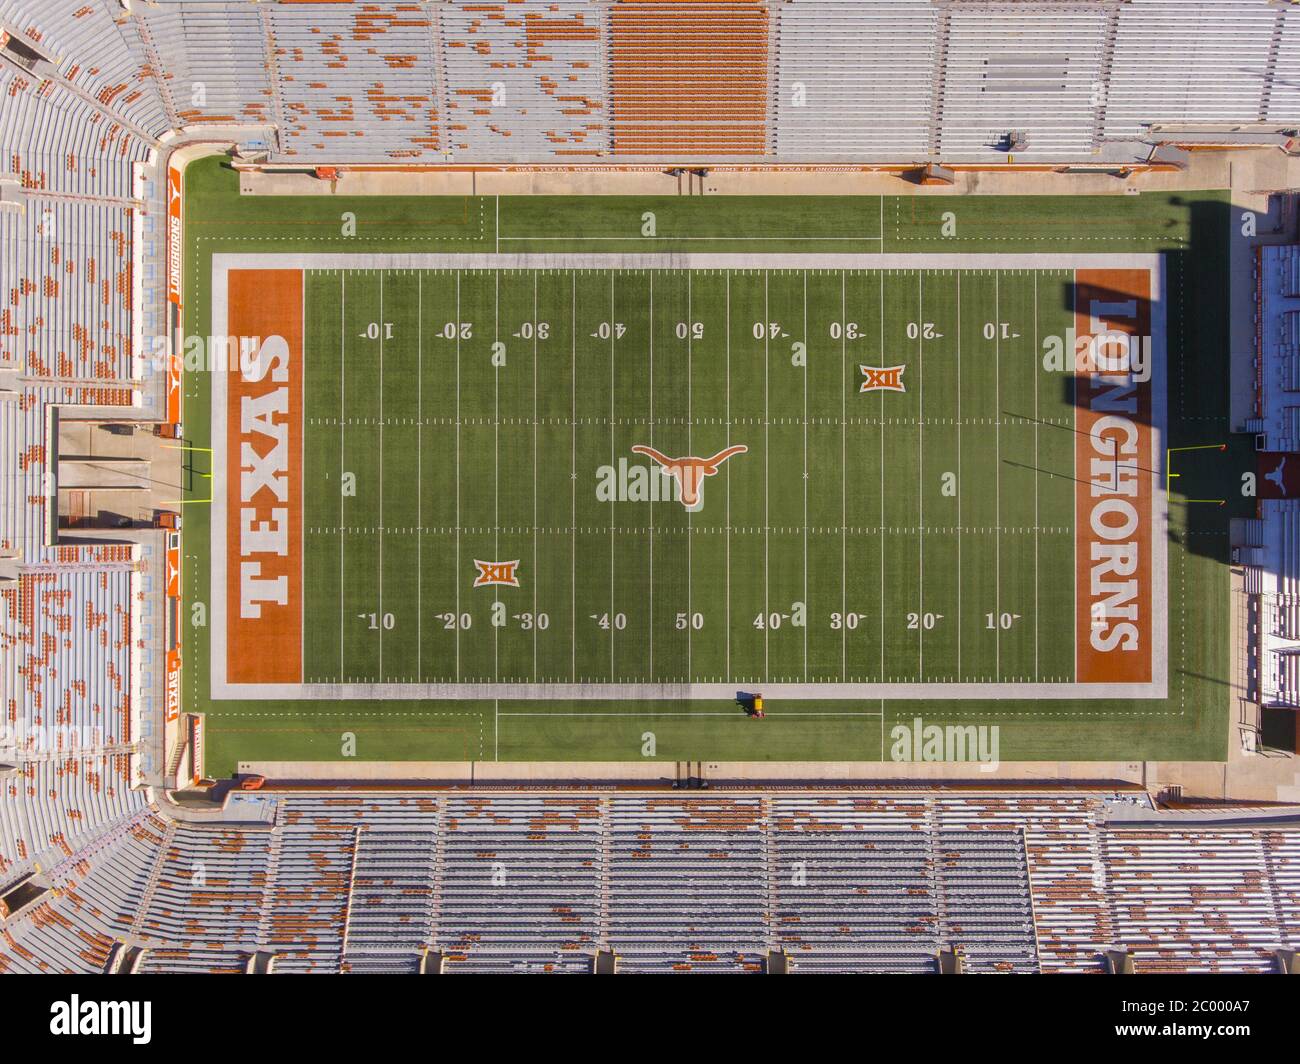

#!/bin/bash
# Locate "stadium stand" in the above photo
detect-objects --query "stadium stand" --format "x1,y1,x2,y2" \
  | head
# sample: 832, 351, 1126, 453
133, 3, 273, 130
772, 1, 937, 159
1, 790, 1297, 975
609, 1, 769, 156
265, 2, 441, 161
441, 0, 605, 160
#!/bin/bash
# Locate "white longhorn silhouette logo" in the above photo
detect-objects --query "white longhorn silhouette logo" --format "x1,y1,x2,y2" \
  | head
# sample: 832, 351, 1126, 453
629, 444, 748, 511
1266, 456, 1287, 496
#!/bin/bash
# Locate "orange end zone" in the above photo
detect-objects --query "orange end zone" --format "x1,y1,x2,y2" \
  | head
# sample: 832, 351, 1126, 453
1073, 269, 1153, 685
225, 269, 303, 684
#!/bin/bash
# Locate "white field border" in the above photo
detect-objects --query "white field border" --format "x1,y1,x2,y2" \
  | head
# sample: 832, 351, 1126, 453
209, 252, 1167, 702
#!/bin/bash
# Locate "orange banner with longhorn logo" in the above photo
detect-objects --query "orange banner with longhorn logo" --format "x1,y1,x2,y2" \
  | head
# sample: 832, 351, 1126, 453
226, 270, 303, 683
1073, 269, 1153, 684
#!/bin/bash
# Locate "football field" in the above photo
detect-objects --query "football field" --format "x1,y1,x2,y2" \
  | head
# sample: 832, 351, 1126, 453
211, 253, 1164, 700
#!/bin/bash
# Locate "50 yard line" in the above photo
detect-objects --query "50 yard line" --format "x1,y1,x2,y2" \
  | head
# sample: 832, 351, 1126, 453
339, 271, 346, 681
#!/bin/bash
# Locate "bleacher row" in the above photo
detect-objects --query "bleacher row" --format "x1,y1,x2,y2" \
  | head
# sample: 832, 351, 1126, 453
1, 791, 1296, 975
2, 0, 1296, 168
1104, 828, 1300, 973
0, 0, 1295, 975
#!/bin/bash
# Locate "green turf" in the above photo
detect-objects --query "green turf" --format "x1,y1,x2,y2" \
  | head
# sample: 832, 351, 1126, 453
302, 266, 1077, 686
179, 157, 1237, 773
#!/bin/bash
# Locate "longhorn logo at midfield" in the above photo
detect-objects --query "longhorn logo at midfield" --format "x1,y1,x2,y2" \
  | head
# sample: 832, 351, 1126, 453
629, 444, 748, 512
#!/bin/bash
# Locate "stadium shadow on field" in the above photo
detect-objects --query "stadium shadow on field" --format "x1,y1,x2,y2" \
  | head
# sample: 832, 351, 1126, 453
1025, 195, 1243, 568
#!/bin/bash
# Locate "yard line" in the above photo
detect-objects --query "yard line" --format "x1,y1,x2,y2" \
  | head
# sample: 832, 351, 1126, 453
1033, 271, 1039, 681
840, 270, 848, 681
725, 272, 731, 678
417, 272, 422, 683
956, 271, 962, 679
301, 275, 307, 680
455, 270, 461, 680
802, 271, 808, 680
533, 271, 539, 680
570, 271, 577, 682
495, 194, 499, 254
339, 271, 346, 681
609, 270, 616, 682
917, 270, 924, 680
379, 271, 385, 680
764, 270, 770, 681
878, 271, 885, 682
688, 269, 694, 681
494, 271, 500, 682
649, 271, 655, 678
995, 271, 1002, 681
1071, 269, 1077, 684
